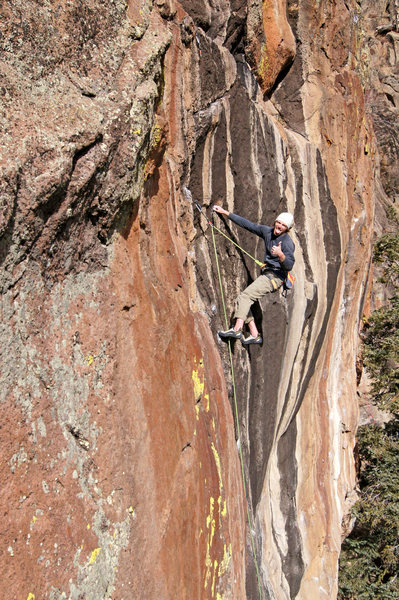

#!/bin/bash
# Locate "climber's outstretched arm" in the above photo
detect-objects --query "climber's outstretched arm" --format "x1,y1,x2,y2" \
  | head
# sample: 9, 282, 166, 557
213, 205, 266, 238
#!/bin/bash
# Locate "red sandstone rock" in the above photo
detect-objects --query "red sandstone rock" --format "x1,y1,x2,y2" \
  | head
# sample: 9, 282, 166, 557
246, 0, 296, 94
1, 0, 396, 598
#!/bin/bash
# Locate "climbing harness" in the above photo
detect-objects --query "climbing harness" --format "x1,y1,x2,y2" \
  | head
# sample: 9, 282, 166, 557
194, 199, 264, 598
263, 270, 283, 291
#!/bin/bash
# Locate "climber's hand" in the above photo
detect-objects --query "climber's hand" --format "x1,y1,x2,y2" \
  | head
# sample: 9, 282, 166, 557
213, 205, 229, 216
272, 242, 285, 261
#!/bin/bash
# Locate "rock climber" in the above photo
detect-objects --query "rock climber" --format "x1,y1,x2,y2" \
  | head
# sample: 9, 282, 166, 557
212, 205, 295, 345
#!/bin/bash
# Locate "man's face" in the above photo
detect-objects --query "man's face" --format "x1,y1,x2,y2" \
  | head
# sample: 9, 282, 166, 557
274, 220, 288, 236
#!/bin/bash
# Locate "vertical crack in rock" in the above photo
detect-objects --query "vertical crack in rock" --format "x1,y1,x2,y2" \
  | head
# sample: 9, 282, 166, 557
275, 421, 304, 599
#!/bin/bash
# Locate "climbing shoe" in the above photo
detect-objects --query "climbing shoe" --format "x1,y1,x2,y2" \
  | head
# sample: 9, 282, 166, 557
242, 334, 263, 345
218, 328, 243, 340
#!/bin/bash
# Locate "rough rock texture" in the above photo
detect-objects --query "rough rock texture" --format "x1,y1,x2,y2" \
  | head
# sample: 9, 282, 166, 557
1, 2, 246, 598
246, 0, 296, 94
0, 0, 391, 599
357, 0, 399, 217
345, 0, 399, 479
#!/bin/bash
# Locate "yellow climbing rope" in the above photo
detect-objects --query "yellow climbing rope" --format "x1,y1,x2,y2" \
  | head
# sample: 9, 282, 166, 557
211, 225, 264, 600
210, 220, 264, 268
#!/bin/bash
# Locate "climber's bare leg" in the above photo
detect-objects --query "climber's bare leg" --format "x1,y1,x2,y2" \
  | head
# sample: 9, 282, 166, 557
248, 319, 259, 337
234, 318, 244, 332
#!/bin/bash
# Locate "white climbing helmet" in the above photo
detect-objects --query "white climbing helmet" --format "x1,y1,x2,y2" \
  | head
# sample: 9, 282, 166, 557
276, 212, 294, 230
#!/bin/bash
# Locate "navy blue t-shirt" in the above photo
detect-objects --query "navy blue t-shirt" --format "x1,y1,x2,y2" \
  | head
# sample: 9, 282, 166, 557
229, 213, 295, 280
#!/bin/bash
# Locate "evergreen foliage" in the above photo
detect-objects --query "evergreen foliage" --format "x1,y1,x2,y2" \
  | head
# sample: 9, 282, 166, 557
338, 231, 399, 600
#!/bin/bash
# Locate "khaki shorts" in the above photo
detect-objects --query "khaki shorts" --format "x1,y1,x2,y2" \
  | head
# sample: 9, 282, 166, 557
235, 273, 282, 323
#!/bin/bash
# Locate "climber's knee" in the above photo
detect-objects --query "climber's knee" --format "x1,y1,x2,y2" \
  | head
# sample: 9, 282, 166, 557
235, 291, 253, 321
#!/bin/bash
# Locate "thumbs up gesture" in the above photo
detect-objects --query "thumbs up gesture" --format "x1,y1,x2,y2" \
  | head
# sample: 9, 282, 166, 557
272, 242, 285, 261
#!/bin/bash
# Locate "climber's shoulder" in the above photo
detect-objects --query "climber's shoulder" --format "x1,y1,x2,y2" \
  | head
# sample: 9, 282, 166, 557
282, 232, 295, 251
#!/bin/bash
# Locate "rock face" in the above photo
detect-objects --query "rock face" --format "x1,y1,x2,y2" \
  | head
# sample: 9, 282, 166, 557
357, 0, 399, 215
0, 0, 389, 599
1, 3, 246, 598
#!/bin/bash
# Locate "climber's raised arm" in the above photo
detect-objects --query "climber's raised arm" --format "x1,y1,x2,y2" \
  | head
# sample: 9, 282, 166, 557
213, 205, 265, 238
